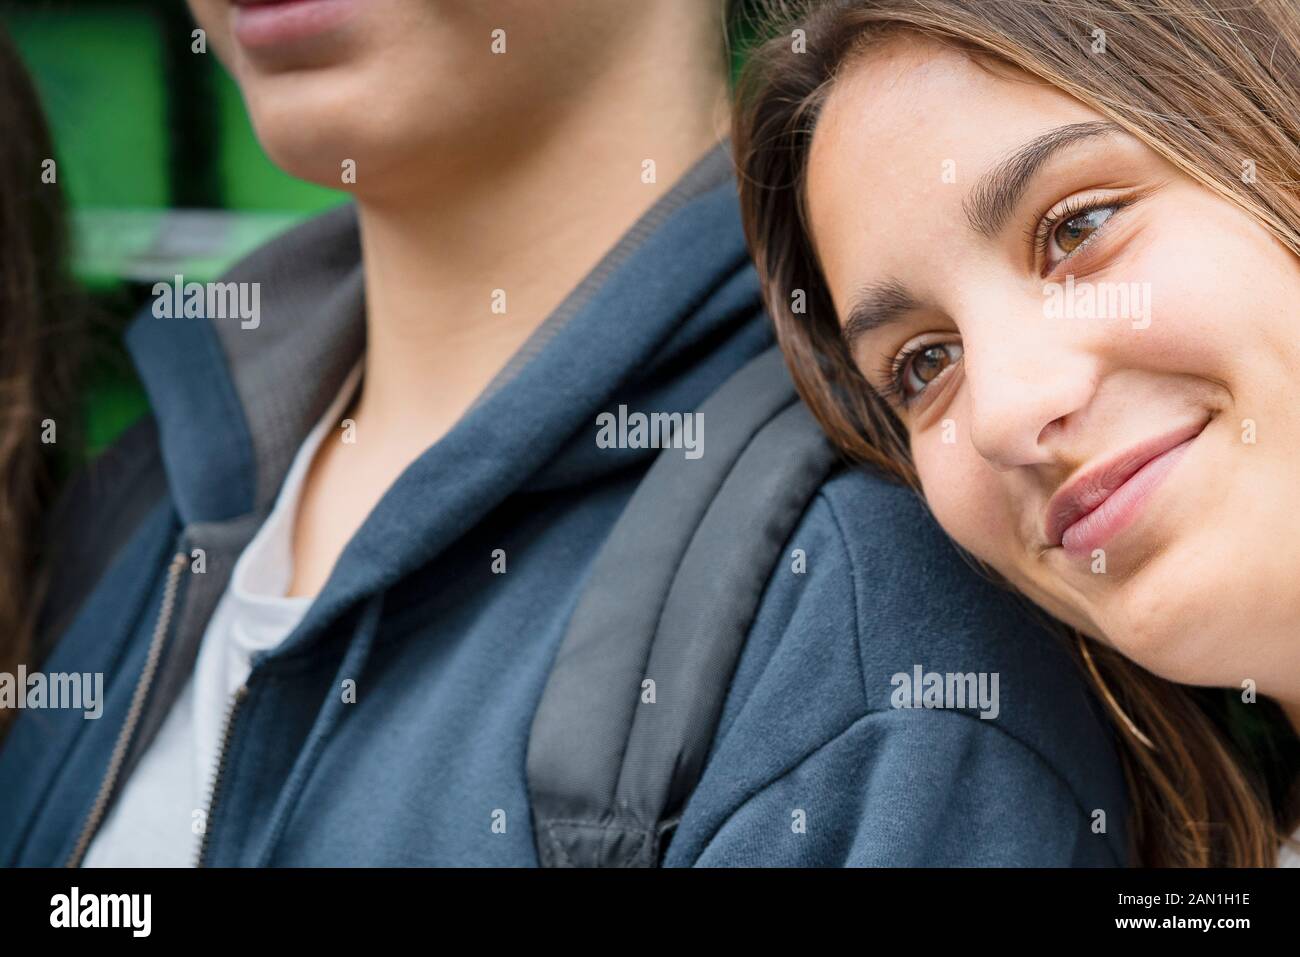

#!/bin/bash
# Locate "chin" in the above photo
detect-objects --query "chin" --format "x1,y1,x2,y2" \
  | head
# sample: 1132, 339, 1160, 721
255, 126, 359, 188
242, 73, 455, 194
244, 104, 369, 187
1099, 568, 1236, 688
242, 79, 377, 187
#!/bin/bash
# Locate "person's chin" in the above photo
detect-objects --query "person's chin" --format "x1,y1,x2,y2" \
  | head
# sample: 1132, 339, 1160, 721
1100, 563, 1236, 687
1087, 484, 1248, 683
247, 122, 346, 187
240, 79, 373, 185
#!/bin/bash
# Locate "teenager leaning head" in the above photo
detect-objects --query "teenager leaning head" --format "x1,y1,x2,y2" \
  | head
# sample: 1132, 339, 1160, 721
733, 0, 1300, 864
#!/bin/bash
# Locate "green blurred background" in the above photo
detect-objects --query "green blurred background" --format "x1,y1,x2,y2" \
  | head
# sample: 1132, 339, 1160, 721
1, 0, 762, 459
2, 0, 348, 455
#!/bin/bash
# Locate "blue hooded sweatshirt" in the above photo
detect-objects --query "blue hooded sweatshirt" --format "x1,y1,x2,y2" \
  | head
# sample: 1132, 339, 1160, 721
0, 145, 1130, 866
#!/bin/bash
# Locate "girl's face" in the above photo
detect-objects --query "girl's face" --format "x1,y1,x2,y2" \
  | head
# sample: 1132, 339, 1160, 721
805, 39, 1300, 697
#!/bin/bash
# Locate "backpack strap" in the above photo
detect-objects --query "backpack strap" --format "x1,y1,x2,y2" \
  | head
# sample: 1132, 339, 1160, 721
526, 345, 840, 867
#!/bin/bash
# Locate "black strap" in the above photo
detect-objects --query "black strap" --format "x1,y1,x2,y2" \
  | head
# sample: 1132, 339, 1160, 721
527, 346, 840, 866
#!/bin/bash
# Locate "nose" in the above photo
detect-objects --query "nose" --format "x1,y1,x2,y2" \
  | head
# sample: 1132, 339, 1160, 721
963, 298, 1100, 471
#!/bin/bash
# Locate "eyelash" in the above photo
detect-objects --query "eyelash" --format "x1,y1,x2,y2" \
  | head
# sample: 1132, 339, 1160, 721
876, 195, 1133, 408
1031, 194, 1130, 273
875, 350, 909, 405
875, 340, 960, 408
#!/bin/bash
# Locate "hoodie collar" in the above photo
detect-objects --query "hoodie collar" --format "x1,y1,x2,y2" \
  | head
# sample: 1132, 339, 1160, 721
125, 202, 364, 524
126, 142, 773, 641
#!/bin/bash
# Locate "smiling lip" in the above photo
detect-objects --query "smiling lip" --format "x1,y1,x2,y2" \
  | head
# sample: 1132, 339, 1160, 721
1044, 419, 1207, 557
231, 0, 356, 50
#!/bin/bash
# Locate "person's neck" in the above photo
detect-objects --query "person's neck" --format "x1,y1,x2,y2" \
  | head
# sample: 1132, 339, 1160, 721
346, 58, 728, 451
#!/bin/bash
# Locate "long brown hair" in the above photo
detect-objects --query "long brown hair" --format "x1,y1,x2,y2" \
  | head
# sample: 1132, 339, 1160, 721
732, 0, 1300, 866
0, 25, 82, 737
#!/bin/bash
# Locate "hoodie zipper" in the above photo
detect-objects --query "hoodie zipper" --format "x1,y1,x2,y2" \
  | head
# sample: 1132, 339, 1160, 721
65, 550, 190, 868
193, 682, 250, 867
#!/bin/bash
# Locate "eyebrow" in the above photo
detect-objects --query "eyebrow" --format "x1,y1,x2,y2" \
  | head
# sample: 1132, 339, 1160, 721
840, 278, 917, 351
840, 120, 1125, 352
963, 120, 1122, 238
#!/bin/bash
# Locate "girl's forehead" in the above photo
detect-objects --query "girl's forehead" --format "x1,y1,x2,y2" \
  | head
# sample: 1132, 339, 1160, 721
815, 39, 1091, 156
807, 43, 1104, 243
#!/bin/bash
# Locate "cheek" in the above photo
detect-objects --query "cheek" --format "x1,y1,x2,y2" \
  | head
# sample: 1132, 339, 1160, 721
1126, 202, 1297, 383
912, 431, 1016, 565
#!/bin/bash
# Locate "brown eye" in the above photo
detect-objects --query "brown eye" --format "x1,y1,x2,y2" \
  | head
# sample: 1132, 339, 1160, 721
912, 345, 952, 384
1053, 206, 1113, 255
898, 341, 963, 402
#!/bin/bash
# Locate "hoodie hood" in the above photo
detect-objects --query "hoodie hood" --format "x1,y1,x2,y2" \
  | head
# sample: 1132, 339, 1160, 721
124, 142, 774, 648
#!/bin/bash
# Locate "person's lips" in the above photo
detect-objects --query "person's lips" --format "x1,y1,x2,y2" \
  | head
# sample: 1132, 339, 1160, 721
230, 0, 356, 51
1044, 419, 1208, 556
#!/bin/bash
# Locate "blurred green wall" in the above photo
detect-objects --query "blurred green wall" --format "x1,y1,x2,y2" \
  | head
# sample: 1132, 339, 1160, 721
1, 0, 765, 457
3, 0, 347, 454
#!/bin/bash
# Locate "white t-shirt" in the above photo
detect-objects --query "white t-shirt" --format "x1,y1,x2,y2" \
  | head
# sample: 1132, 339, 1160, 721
82, 361, 364, 867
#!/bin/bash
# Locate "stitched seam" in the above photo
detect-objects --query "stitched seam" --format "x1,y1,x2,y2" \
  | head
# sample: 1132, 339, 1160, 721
693, 706, 1123, 866
544, 823, 576, 868
690, 710, 866, 858
543, 821, 649, 868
